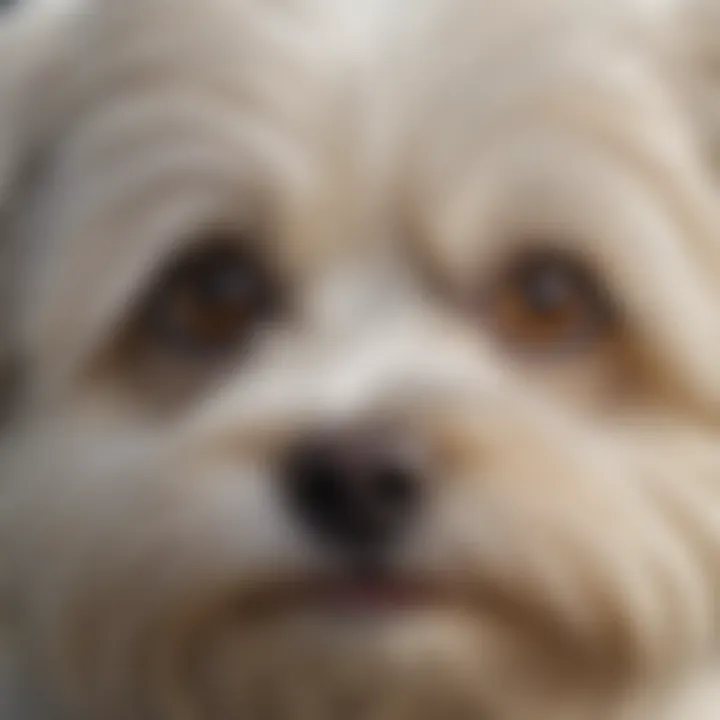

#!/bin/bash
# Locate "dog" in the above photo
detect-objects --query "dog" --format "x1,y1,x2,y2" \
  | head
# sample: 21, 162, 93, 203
2, 0, 720, 717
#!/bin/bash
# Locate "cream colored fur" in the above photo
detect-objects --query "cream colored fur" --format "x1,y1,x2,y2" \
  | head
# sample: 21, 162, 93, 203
2, 0, 720, 718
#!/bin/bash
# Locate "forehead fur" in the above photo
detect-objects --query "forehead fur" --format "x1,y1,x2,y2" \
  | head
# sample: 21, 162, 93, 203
0, 0, 700, 165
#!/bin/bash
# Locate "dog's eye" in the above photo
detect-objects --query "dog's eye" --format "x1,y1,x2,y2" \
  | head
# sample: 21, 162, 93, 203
483, 250, 614, 353
143, 242, 279, 357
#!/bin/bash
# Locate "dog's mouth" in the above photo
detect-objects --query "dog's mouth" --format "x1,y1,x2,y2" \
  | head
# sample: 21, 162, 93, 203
186, 571, 511, 720
235, 571, 448, 620
161, 569, 589, 720
224, 565, 552, 633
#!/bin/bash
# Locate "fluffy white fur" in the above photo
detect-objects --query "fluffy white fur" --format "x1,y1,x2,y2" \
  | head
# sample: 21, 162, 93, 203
3, 0, 720, 717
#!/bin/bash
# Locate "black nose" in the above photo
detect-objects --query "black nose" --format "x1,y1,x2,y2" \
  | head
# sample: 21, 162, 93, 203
283, 428, 425, 555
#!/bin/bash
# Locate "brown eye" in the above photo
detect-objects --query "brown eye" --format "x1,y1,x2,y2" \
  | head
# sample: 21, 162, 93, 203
144, 242, 280, 357
483, 250, 614, 353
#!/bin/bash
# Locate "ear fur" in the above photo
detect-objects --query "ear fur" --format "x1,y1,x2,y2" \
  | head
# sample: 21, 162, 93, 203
0, 0, 81, 421
666, 0, 720, 170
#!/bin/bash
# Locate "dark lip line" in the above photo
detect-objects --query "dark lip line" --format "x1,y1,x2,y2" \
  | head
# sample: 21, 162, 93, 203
233, 572, 450, 618
191, 571, 593, 677
226, 572, 579, 656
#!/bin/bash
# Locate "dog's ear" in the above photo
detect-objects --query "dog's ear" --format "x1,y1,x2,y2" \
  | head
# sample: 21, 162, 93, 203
668, 0, 720, 170
0, 0, 80, 196
0, 0, 81, 420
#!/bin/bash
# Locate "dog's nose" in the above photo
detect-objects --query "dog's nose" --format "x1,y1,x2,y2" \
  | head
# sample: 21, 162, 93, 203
282, 428, 425, 554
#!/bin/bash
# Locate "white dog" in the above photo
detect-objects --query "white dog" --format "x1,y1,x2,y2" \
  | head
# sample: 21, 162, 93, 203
2, 0, 720, 717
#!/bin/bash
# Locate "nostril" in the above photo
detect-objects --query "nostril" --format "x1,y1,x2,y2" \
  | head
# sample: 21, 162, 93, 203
305, 469, 345, 513
286, 441, 349, 516
282, 429, 425, 554
372, 465, 419, 513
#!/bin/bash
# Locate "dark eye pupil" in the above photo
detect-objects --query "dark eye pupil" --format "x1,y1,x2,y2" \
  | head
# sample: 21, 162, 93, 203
194, 260, 258, 309
520, 263, 577, 315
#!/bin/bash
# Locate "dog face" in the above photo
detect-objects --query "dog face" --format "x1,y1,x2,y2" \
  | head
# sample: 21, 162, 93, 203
3, 0, 720, 718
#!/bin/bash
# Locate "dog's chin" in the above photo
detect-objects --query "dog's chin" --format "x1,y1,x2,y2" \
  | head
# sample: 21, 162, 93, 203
129, 571, 572, 720
81, 569, 509, 720
195, 605, 493, 720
